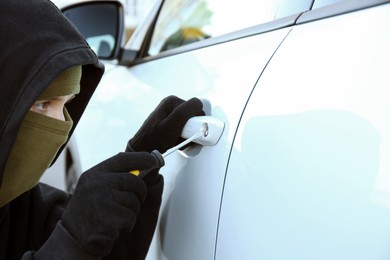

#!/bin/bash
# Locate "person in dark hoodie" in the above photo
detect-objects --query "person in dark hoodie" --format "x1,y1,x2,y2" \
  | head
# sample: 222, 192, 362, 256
0, 0, 203, 259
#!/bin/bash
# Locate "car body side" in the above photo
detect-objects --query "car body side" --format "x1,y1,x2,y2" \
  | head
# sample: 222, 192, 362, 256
49, 0, 390, 259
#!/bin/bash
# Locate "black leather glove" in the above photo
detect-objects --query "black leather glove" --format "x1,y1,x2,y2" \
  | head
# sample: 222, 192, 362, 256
61, 152, 158, 258
127, 95, 204, 154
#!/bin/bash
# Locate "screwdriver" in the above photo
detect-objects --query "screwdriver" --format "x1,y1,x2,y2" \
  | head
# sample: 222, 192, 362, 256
129, 150, 165, 178
129, 130, 204, 178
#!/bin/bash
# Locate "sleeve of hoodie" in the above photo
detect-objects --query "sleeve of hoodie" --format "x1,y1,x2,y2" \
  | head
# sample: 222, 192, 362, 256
21, 179, 163, 260
18, 183, 92, 260
19, 183, 106, 259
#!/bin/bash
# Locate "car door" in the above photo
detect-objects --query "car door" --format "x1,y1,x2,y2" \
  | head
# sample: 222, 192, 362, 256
73, 1, 315, 259
79, 27, 293, 260
216, 1, 390, 259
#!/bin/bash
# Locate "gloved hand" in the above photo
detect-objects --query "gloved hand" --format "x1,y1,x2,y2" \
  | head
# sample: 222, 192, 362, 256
61, 152, 159, 258
127, 95, 204, 154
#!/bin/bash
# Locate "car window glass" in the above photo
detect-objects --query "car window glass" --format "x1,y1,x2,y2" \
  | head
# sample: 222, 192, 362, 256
148, 0, 311, 55
125, 0, 158, 42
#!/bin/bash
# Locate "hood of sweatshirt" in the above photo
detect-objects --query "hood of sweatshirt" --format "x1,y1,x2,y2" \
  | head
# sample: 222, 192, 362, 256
0, 0, 105, 186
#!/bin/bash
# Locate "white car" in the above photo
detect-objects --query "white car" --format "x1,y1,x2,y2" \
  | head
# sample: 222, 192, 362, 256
55, 0, 390, 259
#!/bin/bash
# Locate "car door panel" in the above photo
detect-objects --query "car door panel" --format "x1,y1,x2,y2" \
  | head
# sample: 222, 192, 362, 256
217, 4, 390, 259
74, 28, 292, 260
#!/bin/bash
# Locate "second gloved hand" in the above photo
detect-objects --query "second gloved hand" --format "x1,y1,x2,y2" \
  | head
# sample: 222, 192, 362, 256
60, 152, 158, 258
128, 95, 204, 154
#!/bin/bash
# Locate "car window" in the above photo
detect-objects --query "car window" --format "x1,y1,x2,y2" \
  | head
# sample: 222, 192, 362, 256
148, 0, 312, 55
124, 0, 159, 41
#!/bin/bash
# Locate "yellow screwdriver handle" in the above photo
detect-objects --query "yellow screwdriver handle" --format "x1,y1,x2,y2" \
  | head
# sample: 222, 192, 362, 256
129, 150, 164, 178
129, 170, 140, 176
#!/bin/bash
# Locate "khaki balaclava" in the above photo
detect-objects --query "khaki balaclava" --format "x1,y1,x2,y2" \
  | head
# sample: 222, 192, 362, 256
0, 66, 81, 207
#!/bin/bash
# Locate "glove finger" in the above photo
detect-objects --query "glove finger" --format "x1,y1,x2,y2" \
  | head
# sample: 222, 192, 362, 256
107, 172, 147, 196
143, 169, 163, 187
107, 152, 158, 172
160, 97, 204, 129
156, 95, 186, 118
103, 199, 140, 233
118, 207, 139, 233
113, 189, 145, 210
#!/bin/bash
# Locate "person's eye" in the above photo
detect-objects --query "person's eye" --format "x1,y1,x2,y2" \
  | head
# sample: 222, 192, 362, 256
33, 101, 49, 111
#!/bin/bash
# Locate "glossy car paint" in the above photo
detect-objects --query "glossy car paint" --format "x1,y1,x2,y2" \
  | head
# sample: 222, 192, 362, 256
217, 4, 390, 259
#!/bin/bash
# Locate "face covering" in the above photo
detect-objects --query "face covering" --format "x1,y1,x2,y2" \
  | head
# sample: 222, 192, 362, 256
0, 111, 73, 206
0, 66, 81, 207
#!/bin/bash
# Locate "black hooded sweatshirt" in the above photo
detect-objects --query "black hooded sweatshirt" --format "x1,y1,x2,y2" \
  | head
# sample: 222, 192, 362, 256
0, 0, 163, 259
